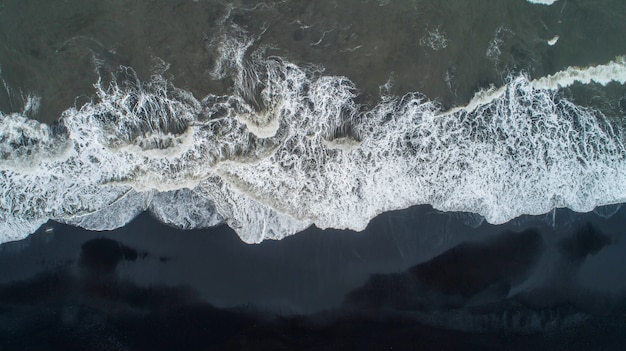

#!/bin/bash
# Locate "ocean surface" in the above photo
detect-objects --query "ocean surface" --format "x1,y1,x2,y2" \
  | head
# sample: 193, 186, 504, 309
1, 0, 626, 349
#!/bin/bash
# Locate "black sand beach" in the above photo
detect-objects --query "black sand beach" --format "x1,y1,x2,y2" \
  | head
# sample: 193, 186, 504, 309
2, 206, 626, 349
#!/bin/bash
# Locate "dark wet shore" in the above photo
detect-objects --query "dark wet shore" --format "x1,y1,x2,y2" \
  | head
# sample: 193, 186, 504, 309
2, 205, 626, 349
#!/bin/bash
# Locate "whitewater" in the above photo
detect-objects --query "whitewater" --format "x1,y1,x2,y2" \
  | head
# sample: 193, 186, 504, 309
1, 36, 626, 243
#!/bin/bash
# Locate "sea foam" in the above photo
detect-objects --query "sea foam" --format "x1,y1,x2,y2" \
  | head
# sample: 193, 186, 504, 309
1, 41, 625, 244
526, 0, 559, 5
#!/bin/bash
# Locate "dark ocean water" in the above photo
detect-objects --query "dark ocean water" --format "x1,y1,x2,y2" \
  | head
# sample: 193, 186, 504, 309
2, 0, 625, 121
1, 0, 626, 349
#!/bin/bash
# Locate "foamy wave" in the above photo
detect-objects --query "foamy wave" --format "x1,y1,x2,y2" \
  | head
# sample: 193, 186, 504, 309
533, 56, 626, 89
1, 48, 625, 243
445, 56, 626, 117
526, 0, 559, 5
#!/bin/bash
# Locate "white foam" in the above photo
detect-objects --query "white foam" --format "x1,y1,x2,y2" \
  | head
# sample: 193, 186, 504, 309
527, 0, 559, 5
444, 56, 626, 117
419, 27, 448, 51
547, 35, 559, 46
486, 27, 513, 64
1, 40, 626, 244
236, 109, 281, 138
533, 56, 626, 89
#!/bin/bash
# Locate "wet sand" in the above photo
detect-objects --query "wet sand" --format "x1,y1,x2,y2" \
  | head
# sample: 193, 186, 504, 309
2, 205, 626, 348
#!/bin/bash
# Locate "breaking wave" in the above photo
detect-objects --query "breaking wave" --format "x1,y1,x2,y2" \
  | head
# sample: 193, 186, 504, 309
1, 40, 626, 243
526, 0, 559, 5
